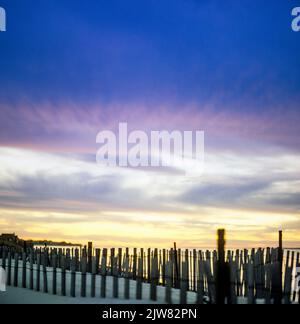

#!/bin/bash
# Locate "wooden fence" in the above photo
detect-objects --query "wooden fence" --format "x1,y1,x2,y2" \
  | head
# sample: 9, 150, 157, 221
0, 232, 299, 304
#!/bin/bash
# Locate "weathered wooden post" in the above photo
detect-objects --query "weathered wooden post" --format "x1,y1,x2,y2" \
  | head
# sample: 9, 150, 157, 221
66, 249, 71, 271
247, 260, 255, 304
165, 260, 173, 304
36, 251, 41, 291
278, 230, 283, 304
162, 249, 166, 286
193, 249, 197, 291
147, 248, 151, 283
29, 251, 34, 290
271, 231, 283, 304
22, 252, 26, 288
81, 254, 87, 297
101, 248, 107, 298
197, 251, 205, 304
7, 250, 11, 286
1, 248, 6, 270
87, 242, 93, 273
13, 252, 19, 287
150, 250, 158, 301
180, 261, 188, 304
42, 251, 48, 293
124, 255, 130, 299
113, 257, 119, 299
110, 248, 115, 276
74, 248, 80, 272
216, 229, 230, 304
136, 255, 143, 300
293, 252, 300, 303
132, 248, 137, 280
118, 248, 122, 275
61, 255, 66, 296
174, 242, 179, 288
52, 251, 57, 295
283, 251, 293, 304
90, 257, 96, 298
70, 258, 76, 297
140, 248, 144, 281
95, 248, 100, 274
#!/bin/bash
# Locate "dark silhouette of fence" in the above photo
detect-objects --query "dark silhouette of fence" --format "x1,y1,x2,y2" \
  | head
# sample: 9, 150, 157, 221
0, 230, 299, 304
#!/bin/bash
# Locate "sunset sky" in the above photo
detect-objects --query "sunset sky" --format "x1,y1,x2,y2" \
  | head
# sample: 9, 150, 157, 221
0, 0, 300, 248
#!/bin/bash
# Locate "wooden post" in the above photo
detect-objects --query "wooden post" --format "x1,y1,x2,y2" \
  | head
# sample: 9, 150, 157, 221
185, 249, 189, 290
110, 248, 115, 276
7, 250, 11, 286
88, 242, 93, 273
124, 255, 130, 299
118, 248, 122, 275
235, 250, 241, 297
13, 252, 19, 287
1, 248, 6, 270
180, 261, 188, 304
132, 248, 137, 280
147, 248, 151, 283
150, 251, 158, 301
36, 252, 41, 291
140, 248, 144, 281
136, 255, 143, 300
70, 258, 76, 298
65, 249, 70, 271
101, 248, 107, 298
95, 248, 100, 274
75, 248, 80, 272
174, 243, 179, 289
22, 252, 26, 288
293, 252, 300, 302
61, 255, 66, 296
247, 261, 255, 304
197, 252, 205, 304
81, 255, 87, 297
264, 248, 271, 303
278, 230, 283, 304
228, 253, 237, 304
88, 257, 95, 298
42, 251, 48, 293
193, 249, 197, 291
296, 253, 300, 304
52, 252, 57, 295
162, 249, 166, 286
165, 261, 172, 304
216, 229, 229, 304
205, 252, 216, 303
113, 257, 119, 299
58, 248, 62, 269
283, 251, 293, 304
29, 251, 34, 290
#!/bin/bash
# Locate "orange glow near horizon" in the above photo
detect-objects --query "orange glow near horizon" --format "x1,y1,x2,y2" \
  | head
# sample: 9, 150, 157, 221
1, 207, 299, 250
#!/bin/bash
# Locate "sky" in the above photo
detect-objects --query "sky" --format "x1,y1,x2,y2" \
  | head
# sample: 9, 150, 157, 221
0, 0, 300, 248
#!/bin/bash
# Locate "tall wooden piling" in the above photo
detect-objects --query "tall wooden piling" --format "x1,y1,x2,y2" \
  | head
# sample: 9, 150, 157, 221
216, 229, 229, 304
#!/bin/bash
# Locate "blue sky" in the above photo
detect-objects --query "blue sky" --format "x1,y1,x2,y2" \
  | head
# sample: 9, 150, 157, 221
0, 0, 300, 247
1, 0, 299, 108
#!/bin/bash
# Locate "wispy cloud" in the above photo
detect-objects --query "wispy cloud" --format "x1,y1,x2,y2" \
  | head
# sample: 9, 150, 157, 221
0, 146, 299, 247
